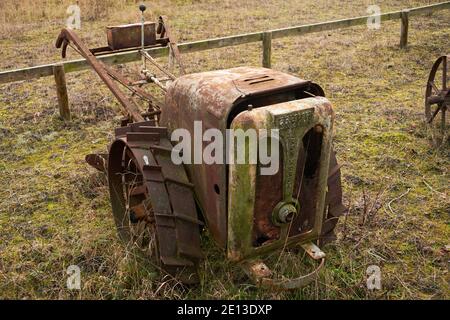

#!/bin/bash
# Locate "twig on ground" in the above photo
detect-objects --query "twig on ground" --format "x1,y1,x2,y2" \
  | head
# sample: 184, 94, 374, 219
422, 178, 447, 200
387, 188, 411, 215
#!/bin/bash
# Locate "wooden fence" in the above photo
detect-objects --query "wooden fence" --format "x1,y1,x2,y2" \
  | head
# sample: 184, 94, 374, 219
0, 1, 449, 120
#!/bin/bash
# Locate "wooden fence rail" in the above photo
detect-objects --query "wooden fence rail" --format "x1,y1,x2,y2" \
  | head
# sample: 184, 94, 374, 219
0, 1, 448, 118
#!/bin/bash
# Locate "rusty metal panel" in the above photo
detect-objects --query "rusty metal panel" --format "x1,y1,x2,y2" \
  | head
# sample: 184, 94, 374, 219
107, 22, 156, 50
227, 97, 335, 262
164, 67, 310, 121
253, 147, 283, 246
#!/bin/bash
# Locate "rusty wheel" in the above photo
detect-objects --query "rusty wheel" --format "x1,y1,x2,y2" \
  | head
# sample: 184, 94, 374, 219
425, 55, 449, 146
118, 145, 158, 257
107, 122, 203, 284
320, 148, 346, 244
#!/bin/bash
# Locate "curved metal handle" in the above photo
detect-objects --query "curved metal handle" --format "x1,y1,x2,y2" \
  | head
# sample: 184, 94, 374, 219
241, 242, 325, 290
55, 30, 70, 58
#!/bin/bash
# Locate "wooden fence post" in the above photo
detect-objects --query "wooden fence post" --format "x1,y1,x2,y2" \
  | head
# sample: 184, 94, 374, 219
262, 31, 272, 68
53, 64, 71, 121
400, 10, 409, 49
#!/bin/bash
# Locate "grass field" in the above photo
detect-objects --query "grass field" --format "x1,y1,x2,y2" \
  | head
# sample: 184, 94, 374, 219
0, 0, 449, 299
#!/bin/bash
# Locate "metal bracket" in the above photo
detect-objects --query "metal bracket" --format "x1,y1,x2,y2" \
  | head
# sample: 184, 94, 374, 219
301, 242, 326, 260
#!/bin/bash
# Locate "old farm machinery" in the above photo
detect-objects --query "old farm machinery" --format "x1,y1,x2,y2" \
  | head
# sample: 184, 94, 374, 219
425, 55, 449, 146
56, 5, 345, 288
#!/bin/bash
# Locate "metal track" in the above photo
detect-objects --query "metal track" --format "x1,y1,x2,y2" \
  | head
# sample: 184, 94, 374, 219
108, 121, 203, 284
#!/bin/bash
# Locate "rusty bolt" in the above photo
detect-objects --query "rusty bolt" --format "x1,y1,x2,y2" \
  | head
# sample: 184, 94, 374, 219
276, 203, 297, 224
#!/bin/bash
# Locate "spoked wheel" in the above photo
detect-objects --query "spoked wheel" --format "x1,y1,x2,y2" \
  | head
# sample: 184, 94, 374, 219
107, 121, 203, 284
425, 55, 449, 146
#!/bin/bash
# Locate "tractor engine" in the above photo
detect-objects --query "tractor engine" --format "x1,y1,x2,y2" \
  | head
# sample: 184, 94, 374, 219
161, 67, 344, 268
55, 7, 345, 288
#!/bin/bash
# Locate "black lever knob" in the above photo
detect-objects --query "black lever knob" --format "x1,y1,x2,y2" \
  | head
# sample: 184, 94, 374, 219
139, 4, 146, 12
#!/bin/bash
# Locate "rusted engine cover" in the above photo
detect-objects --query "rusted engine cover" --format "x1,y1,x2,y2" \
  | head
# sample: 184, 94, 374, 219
161, 67, 325, 248
228, 97, 334, 261
107, 22, 156, 50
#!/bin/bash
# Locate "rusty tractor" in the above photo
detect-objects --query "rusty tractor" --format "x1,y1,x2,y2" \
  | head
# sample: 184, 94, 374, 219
56, 5, 345, 289
425, 54, 449, 146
